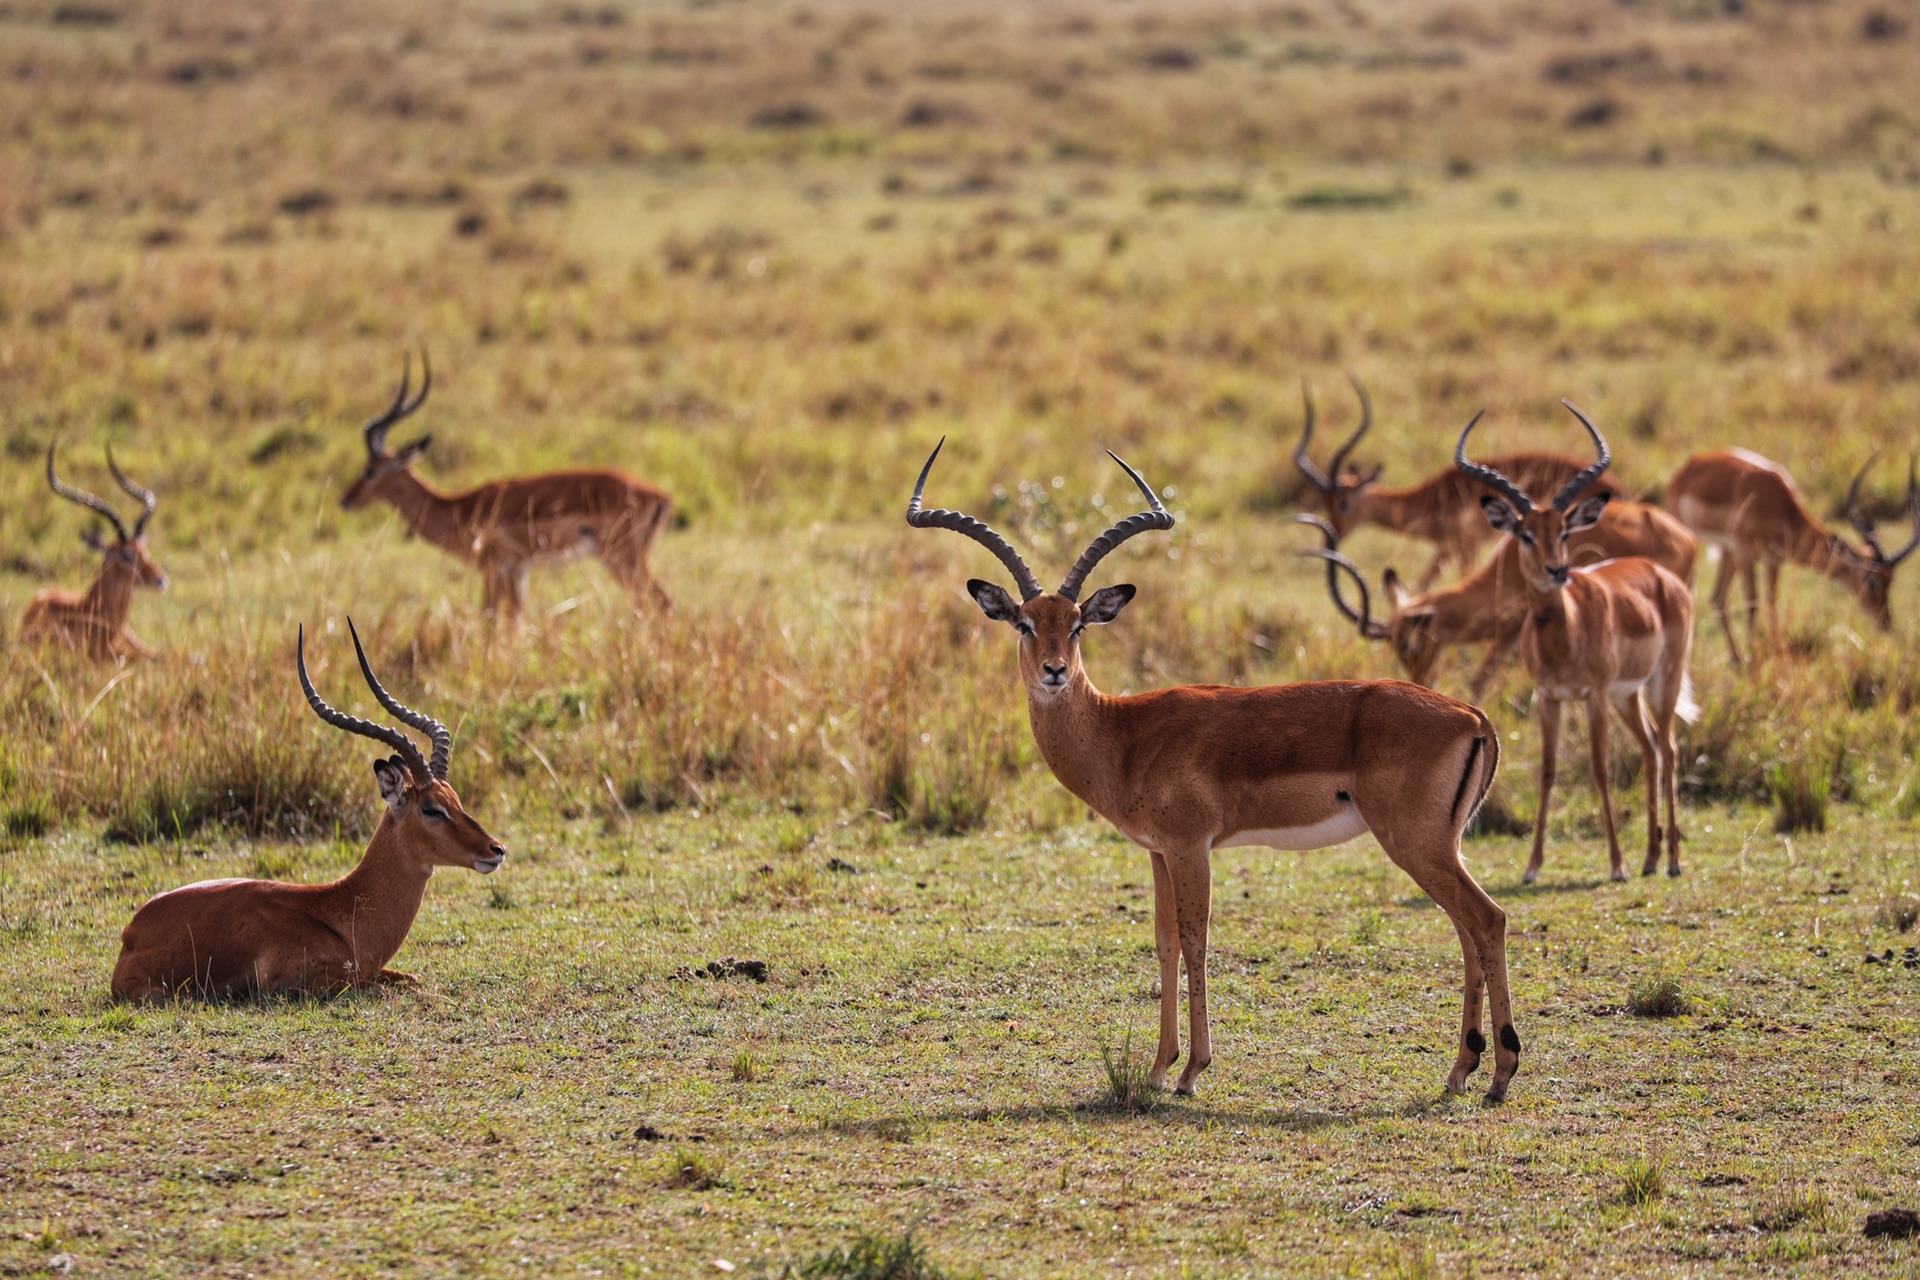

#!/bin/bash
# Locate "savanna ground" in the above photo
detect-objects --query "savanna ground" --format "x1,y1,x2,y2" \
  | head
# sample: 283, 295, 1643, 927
3, 0, 1920, 1274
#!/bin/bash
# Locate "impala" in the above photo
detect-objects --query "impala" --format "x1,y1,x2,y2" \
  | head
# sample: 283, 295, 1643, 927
1459, 404, 1696, 884
111, 621, 507, 1001
1294, 377, 1624, 588
19, 444, 168, 660
1300, 498, 1696, 699
341, 350, 675, 618
909, 441, 1520, 1101
1666, 449, 1920, 665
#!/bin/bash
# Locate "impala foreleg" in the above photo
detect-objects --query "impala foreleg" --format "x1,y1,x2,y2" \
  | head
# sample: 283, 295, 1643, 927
1587, 692, 1625, 882
1709, 552, 1743, 667
1146, 850, 1182, 1090
1168, 849, 1214, 1095
1527, 698, 1562, 884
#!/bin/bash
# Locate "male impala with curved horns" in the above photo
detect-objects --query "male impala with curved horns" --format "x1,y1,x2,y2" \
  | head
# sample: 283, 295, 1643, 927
1458, 405, 1696, 885
111, 622, 508, 1001
1666, 449, 1920, 666
1293, 376, 1623, 589
20, 443, 169, 660
341, 350, 675, 618
909, 441, 1521, 1101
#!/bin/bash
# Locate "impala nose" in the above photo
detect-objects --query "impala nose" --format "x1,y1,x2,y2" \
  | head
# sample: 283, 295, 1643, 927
1041, 661, 1068, 685
1545, 564, 1570, 586
475, 843, 508, 874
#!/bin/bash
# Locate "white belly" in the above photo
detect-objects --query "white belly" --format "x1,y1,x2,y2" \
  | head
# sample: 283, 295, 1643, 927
1215, 807, 1369, 851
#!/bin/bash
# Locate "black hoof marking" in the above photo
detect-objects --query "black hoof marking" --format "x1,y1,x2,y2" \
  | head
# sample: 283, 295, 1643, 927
1500, 1024, 1521, 1054
1465, 1029, 1486, 1056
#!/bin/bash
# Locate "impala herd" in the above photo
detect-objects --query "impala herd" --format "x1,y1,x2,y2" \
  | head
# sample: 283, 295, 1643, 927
11, 354, 1916, 1104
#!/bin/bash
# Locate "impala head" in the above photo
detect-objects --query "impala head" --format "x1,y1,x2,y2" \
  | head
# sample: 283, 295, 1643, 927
906, 440, 1174, 702
1457, 401, 1613, 593
1837, 455, 1920, 629
1292, 374, 1383, 536
298, 620, 506, 875
1296, 515, 1446, 686
48, 442, 168, 590
341, 348, 432, 511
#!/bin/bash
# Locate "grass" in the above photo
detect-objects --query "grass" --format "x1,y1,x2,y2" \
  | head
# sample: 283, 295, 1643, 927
2, 0, 1920, 1273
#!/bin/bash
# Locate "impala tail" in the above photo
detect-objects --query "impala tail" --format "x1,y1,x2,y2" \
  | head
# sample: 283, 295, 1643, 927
1676, 673, 1701, 725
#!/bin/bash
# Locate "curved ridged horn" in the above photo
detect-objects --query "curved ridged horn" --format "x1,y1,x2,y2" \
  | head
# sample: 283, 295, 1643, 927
906, 438, 1044, 602
105, 443, 158, 538
1292, 382, 1331, 493
347, 618, 451, 779
364, 346, 432, 458
1294, 514, 1385, 640
46, 442, 130, 542
1453, 410, 1536, 515
1327, 372, 1373, 479
1860, 456, 1920, 566
297, 625, 432, 782
1843, 451, 1885, 538
1891, 458, 1920, 566
1057, 451, 1176, 601
1549, 400, 1612, 512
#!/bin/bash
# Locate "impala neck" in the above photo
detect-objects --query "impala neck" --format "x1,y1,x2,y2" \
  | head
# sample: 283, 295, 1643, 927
377, 469, 472, 558
81, 560, 137, 629
1352, 484, 1446, 539
318, 814, 436, 977
1024, 673, 1123, 818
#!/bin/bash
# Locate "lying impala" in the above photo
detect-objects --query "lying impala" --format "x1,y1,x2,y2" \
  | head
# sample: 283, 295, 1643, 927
1294, 377, 1624, 588
19, 444, 168, 660
1300, 498, 1696, 699
1666, 449, 1920, 665
1460, 405, 1696, 884
910, 442, 1520, 1101
342, 350, 675, 618
111, 621, 507, 1001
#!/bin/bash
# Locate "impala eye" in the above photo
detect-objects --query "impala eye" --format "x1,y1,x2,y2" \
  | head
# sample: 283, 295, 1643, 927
421, 805, 449, 821
1015, 620, 1036, 637
1069, 623, 1086, 638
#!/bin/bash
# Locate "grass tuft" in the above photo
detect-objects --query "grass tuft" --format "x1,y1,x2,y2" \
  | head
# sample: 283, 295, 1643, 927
1616, 1153, 1667, 1207
1768, 755, 1830, 834
1095, 1026, 1157, 1113
1752, 1185, 1832, 1233
660, 1146, 728, 1191
730, 1050, 763, 1084
779, 1230, 968, 1280
1626, 977, 1690, 1019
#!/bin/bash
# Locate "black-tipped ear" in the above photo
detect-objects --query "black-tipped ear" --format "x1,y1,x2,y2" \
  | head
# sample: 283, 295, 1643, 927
1479, 494, 1522, 536
1564, 491, 1610, 535
80, 526, 107, 552
373, 756, 409, 808
966, 579, 1023, 625
394, 436, 432, 463
1078, 584, 1136, 625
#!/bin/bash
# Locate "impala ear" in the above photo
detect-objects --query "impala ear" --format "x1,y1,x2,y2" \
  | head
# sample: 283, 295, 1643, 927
1078, 584, 1136, 625
80, 526, 108, 552
394, 436, 432, 464
373, 756, 410, 808
1564, 491, 1610, 534
1355, 463, 1383, 487
1479, 494, 1522, 536
966, 579, 1022, 625
1382, 568, 1409, 610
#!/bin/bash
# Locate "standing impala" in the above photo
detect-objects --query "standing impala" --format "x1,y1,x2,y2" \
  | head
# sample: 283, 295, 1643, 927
1294, 377, 1624, 588
1666, 449, 1920, 666
341, 350, 675, 618
1459, 405, 1696, 884
19, 444, 168, 660
1300, 498, 1696, 699
111, 621, 508, 1001
909, 442, 1520, 1101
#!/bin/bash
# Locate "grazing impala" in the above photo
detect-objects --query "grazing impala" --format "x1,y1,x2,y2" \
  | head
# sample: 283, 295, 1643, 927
1300, 499, 1697, 699
20, 444, 168, 660
909, 441, 1520, 1101
1459, 405, 1696, 884
111, 621, 508, 1001
1666, 449, 1920, 666
1294, 377, 1624, 588
341, 350, 675, 617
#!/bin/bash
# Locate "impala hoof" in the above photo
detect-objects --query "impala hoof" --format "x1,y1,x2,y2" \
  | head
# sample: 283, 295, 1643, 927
1667, 865, 1683, 878
1522, 868, 1540, 885
1610, 869, 1629, 883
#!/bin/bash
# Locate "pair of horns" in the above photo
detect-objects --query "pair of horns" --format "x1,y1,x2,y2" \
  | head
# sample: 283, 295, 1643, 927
363, 347, 432, 458
47, 442, 157, 542
1292, 373, 1372, 494
1294, 514, 1388, 641
298, 619, 451, 782
1455, 401, 1611, 514
906, 440, 1174, 602
1842, 454, 1920, 568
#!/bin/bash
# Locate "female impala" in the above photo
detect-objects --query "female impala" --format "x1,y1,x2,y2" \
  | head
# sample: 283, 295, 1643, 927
1459, 405, 1696, 885
341, 350, 675, 618
1300, 498, 1696, 699
1666, 449, 1920, 665
1293, 376, 1624, 588
111, 622, 508, 1001
909, 442, 1520, 1101
20, 444, 169, 660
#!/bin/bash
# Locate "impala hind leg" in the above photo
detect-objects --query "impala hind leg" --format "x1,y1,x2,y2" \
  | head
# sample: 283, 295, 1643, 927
1526, 698, 1562, 883
1741, 559, 1762, 658
1709, 551, 1744, 667
1146, 850, 1182, 1091
1610, 690, 1662, 877
1587, 692, 1626, 882
1168, 850, 1214, 1095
